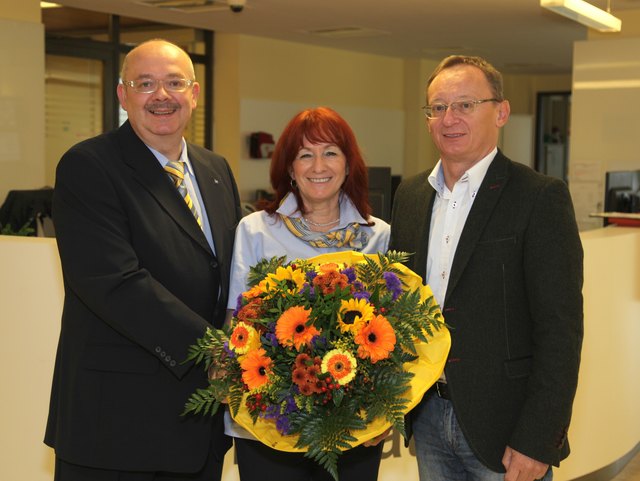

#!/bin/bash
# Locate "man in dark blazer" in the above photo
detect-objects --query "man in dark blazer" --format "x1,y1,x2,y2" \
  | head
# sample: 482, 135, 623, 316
390, 56, 583, 481
45, 39, 242, 481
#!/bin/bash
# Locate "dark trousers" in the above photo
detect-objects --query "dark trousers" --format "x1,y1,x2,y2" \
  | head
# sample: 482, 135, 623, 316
54, 448, 225, 481
234, 438, 383, 481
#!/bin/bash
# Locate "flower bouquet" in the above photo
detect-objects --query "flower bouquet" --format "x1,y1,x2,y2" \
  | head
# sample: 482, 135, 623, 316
183, 251, 450, 480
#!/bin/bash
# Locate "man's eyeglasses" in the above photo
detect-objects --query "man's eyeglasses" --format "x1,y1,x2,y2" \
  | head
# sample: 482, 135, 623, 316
422, 98, 500, 119
122, 78, 195, 94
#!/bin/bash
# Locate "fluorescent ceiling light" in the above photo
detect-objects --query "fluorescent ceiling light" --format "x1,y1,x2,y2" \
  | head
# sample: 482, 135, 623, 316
41, 2, 63, 7
541, 0, 622, 32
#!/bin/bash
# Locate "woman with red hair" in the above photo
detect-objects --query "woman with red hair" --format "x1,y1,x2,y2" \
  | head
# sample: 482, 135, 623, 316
226, 107, 390, 480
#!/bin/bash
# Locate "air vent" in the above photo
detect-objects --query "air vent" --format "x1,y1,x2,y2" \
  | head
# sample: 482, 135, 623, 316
304, 26, 389, 39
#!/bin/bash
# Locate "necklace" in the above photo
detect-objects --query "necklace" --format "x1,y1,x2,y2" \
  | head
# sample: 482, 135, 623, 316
303, 216, 340, 227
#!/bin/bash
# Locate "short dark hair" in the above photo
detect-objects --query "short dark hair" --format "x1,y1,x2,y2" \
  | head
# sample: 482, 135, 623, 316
427, 55, 504, 101
263, 107, 371, 220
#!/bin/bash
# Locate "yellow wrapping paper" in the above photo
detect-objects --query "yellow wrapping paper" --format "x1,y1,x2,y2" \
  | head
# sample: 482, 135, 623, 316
231, 251, 451, 451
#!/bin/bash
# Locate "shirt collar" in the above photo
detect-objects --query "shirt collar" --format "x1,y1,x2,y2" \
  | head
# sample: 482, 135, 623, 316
276, 192, 368, 226
148, 138, 193, 175
428, 147, 498, 199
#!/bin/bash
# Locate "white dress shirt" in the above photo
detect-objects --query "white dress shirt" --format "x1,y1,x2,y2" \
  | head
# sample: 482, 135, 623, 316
426, 148, 497, 306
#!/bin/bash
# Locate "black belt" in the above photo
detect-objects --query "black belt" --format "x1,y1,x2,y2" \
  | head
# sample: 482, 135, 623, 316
428, 381, 450, 400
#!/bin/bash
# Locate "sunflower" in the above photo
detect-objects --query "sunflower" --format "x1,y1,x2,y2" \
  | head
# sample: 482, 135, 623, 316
264, 266, 307, 294
354, 315, 397, 363
275, 306, 320, 350
229, 321, 261, 355
337, 298, 374, 334
321, 349, 357, 385
240, 348, 272, 391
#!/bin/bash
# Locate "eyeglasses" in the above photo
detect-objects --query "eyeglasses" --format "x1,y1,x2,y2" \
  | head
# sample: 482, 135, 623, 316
122, 78, 195, 94
422, 98, 500, 119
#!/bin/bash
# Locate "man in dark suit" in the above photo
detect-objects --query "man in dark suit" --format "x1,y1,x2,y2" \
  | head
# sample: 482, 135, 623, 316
390, 56, 583, 481
45, 39, 242, 481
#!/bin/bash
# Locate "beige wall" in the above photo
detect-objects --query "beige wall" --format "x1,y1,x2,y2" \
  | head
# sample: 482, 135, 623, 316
569, 34, 640, 230
214, 34, 409, 201
213, 33, 572, 200
0, 0, 45, 211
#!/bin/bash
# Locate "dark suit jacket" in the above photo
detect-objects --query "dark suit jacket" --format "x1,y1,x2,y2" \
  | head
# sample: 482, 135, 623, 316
390, 150, 583, 471
45, 121, 241, 473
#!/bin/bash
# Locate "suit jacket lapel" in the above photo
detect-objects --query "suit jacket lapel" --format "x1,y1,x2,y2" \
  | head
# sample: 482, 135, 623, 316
117, 122, 211, 254
445, 152, 509, 305
414, 177, 437, 280
189, 147, 230, 262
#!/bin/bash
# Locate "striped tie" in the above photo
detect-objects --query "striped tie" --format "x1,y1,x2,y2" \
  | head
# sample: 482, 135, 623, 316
164, 161, 203, 228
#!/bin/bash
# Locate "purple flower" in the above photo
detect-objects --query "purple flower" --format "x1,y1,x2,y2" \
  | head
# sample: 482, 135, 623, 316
312, 335, 328, 349
383, 271, 403, 300
301, 282, 316, 299
263, 404, 280, 419
284, 395, 297, 414
233, 294, 244, 317
353, 290, 372, 301
341, 267, 356, 283
264, 332, 279, 347
223, 341, 236, 358
276, 415, 291, 435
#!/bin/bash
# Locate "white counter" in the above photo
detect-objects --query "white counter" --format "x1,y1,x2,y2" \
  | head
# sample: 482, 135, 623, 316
1, 227, 638, 481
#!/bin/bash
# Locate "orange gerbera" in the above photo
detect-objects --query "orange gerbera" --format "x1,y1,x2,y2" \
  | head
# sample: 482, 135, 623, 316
240, 348, 272, 390
275, 306, 320, 350
229, 321, 261, 355
354, 315, 397, 363
321, 349, 357, 385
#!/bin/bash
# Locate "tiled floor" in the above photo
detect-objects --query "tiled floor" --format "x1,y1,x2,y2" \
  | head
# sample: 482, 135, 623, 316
611, 449, 640, 481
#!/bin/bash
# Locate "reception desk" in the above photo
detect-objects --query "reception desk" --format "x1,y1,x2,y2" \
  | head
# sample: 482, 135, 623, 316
0, 227, 638, 481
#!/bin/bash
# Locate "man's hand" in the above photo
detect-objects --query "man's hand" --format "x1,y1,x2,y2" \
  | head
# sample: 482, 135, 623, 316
363, 427, 392, 447
502, 446, 549, 481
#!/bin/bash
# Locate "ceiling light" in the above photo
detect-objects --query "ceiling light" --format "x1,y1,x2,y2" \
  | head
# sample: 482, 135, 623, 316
540, 0, 621, 32
40, 1, 62, 7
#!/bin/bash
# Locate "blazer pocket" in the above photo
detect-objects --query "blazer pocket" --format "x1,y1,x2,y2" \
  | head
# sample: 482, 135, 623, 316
504, 356, 533, 379
82, 344, 160, 374
475, 236, 517, 262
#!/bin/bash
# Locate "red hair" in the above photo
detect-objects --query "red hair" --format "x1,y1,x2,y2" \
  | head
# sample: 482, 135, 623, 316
263, 107, 371, 220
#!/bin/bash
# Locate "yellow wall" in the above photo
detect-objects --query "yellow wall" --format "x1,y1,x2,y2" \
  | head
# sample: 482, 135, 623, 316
0, 0, 45, 210
0, 0, 39, 21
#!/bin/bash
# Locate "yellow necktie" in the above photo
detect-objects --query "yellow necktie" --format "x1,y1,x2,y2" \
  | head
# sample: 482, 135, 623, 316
164, 161, 203, 228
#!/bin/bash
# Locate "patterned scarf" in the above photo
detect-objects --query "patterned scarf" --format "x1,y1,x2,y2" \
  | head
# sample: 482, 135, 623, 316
280, 215, 369, 251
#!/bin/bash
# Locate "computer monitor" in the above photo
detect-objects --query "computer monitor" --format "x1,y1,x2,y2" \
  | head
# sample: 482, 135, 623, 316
603, 170, 640, 225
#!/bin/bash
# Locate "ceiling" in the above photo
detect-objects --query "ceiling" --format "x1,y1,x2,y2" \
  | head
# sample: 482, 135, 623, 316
49, 0, 640, 74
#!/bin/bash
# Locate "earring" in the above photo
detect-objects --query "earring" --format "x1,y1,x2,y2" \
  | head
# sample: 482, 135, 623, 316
290, 178, 297, 189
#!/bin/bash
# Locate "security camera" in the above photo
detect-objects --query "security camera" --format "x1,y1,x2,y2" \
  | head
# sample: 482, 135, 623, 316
228, 0, 246, 13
